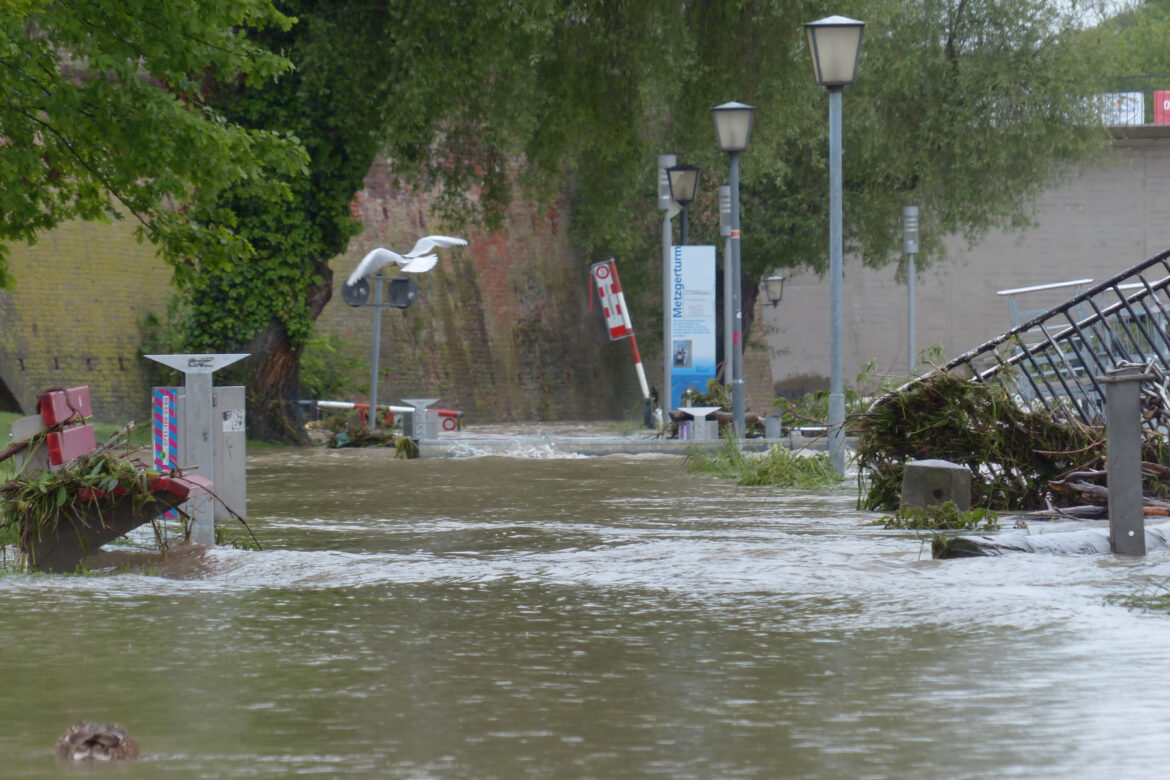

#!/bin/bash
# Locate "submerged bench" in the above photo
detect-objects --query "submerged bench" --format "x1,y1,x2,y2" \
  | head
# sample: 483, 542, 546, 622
5, 386, 214, 572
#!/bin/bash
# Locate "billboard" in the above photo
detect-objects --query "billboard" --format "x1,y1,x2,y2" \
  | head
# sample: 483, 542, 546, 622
669, 245, 717, 408
1101, 92, 1144, 126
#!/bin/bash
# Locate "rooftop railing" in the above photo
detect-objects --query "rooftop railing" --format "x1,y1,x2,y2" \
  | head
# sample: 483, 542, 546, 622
1103, 76, 1170, 126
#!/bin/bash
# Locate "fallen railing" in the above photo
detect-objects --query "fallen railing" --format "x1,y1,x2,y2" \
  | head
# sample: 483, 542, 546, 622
941, 246, 1170, 432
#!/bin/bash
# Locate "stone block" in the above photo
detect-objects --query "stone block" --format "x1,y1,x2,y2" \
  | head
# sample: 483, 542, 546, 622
901, 459, 972, 511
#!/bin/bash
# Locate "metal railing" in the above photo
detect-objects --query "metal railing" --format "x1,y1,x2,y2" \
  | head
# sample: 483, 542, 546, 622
941, 247, 1170, 428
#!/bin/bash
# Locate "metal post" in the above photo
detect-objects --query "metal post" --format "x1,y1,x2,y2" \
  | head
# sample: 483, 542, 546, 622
659, 154, 677, 418
903, 205, 919, 376
729, 151, 745, 442
679, 205, 689, 247
143, 353, 248, 547
828, 86, 845, 475
368, 275, 384, 431
908, 253, 916, 374
1104, 370, 1148, 555
184, 371, 214, 545
720, 185, 732, 389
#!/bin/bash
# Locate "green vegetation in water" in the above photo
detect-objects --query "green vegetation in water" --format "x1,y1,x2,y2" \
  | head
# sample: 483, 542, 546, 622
308, 412, 417, 458
774, 359, 897, 430
878, 502, 999, 532
0, 441, 170, 567
1108, 578, 1170, 613
685, 441, 844, 490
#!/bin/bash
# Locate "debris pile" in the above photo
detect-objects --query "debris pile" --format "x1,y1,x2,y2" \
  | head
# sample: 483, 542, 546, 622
852, 369, 1170, 513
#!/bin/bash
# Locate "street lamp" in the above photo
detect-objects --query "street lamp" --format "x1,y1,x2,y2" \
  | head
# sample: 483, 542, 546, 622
711, 101, 755, 441
667, 164, 701, 245
762, 275, 786, 307
805, 14, 864, 476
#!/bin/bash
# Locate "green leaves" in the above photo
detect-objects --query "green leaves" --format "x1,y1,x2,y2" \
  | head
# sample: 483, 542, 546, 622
0, 0, 306, 288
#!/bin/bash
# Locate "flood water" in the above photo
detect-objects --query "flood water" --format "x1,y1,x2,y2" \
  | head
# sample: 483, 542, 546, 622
5, 427, 1170, 777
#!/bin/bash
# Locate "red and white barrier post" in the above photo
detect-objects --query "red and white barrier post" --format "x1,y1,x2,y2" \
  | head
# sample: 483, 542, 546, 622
591, 258, 656, 427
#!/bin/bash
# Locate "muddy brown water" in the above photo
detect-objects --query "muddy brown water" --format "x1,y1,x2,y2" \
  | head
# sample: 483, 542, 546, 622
4, 429, 1170, 778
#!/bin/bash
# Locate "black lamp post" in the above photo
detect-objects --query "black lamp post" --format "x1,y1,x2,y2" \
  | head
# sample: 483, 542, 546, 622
666, 164, 701, 246
762, 275, 786, 307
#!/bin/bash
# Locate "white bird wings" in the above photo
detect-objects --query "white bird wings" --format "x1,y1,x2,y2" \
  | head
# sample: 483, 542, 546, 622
403, 235, 467, 258
346, 236, 466, 285
346, 248, 411, 286
399, 254, 439, 273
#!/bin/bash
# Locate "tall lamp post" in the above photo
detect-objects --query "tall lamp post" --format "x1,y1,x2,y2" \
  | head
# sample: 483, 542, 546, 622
667, 164, 701, 246
805, 14, 865, 476
711, 101, 755, 441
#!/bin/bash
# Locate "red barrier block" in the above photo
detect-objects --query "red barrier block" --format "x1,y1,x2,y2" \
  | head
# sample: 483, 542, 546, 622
46, 424, 96, 466
38, 386, 92, 426
65, 386, 92, 419
149, 474, 213, 499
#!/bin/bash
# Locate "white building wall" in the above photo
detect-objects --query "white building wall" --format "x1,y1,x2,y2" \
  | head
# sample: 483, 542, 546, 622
763, 130, 1170, 397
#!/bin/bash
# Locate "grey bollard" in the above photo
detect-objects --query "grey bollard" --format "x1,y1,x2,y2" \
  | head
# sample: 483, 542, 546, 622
764, 415, 782, 441
901, 459, 972, 511
1102, 369, 1150, 556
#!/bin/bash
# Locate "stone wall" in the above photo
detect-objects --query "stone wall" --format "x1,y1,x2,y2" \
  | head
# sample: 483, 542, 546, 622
0, 158, 774, 426
316, 159, 641, 422
0, 218, 171, 421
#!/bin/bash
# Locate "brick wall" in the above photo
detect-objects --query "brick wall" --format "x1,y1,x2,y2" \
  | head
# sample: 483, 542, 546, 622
316, 158, 639, 422
0, 218, 172, 421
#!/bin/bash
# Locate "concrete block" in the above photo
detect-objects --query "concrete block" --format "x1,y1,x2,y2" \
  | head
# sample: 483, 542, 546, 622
901, 459, 972, 511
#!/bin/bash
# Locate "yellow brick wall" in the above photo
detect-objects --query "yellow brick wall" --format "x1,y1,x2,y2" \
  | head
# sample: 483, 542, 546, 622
0, 218, 173, 422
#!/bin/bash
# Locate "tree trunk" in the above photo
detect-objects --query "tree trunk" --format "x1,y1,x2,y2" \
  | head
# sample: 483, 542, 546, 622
245, 266, 333, 444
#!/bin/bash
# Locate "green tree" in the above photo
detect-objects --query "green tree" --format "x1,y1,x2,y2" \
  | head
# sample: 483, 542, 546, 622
652, 0, 1116, 346
0, 0, 308, 289
178, 0, 692, 440
174, 0, 1117, 439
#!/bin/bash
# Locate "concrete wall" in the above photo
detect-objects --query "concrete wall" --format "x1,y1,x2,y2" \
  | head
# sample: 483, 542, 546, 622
0, 218, 172, 421
764, 129, 1170, 397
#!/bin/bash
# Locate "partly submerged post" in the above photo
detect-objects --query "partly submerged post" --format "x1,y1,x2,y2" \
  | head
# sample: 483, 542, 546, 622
1102, 368, 1150, 556
402, 397, 439, 443
145, 353, 248, 546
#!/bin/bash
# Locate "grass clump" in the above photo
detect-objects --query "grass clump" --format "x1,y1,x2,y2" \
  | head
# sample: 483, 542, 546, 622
878, 501, 999, 532
686, 441, 844, 490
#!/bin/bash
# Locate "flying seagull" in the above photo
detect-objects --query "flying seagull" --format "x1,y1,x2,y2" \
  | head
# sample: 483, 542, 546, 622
345, 236, 467, 286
